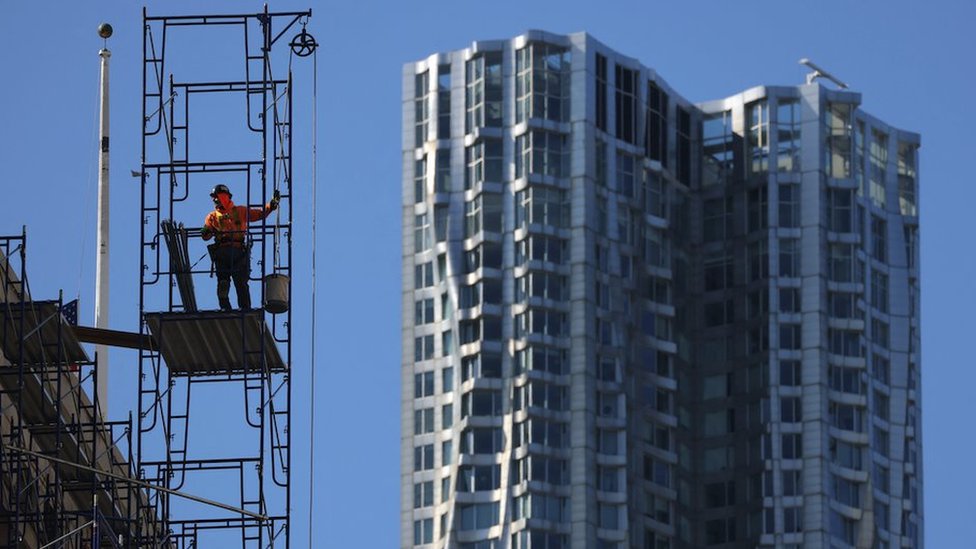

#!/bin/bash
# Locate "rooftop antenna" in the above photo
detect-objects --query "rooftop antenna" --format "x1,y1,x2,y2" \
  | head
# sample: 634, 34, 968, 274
799, 58, 849, 89
95, 22, 112, 418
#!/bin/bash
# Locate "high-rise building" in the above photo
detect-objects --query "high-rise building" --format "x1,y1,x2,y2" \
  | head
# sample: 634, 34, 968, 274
401, 31, 921, 549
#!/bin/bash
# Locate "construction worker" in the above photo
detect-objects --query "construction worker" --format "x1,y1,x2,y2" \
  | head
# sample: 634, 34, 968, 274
201, 184, 279, 311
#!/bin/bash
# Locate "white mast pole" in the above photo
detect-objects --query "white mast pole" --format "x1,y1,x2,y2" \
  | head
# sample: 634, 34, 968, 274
95, 23, 112, 418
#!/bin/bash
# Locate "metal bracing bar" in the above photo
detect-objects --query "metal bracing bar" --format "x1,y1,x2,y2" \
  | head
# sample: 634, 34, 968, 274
3, 444, 269, 521
38, 519, 95, 549
145, 91, 178, 123
144, 10, 310, 22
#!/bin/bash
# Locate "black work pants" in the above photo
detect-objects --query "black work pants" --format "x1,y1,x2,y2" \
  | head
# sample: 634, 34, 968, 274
212, 245, 251, 310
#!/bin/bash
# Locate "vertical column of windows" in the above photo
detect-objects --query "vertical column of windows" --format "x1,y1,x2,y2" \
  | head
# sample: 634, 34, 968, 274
644, 81, 668, 164
437, 65, 451, 140
676, 107, 692, 184
775, 99, 801, 172
415, 71, 429, 148
897, 142, 917, 216
825, 103, 852, 179
747, 101, 769, 176
595, 53, 608, 131
869, 129, 888, 208
465, 52, 502, 132
703, 110, 734, 187
516, 43, 570, 123
615, 64, 638, 144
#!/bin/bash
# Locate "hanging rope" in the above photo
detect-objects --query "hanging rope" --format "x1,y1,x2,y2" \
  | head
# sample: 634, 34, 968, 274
265, 43, 295, 273
307, 43, 318, 549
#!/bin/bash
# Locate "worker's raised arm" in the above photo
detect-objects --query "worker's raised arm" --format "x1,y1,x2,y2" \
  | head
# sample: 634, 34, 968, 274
249, 190, 280, 221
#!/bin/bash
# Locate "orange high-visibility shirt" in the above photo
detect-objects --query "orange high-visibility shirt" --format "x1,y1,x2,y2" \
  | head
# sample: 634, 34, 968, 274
203, 201, 274, 246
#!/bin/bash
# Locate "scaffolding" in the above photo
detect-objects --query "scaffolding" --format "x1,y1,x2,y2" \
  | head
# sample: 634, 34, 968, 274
135, 6, 312, 548
0, 6, 313, 546
0, 229, 152, 547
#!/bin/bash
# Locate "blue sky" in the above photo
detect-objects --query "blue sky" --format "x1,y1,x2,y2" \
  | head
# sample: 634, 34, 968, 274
1, 0, 973, 546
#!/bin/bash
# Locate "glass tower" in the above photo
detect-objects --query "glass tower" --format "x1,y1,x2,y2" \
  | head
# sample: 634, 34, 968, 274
402, 31, 921, 549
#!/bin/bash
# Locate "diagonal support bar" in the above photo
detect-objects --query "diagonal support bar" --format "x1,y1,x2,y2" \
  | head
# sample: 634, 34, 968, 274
2, 443, 269, 521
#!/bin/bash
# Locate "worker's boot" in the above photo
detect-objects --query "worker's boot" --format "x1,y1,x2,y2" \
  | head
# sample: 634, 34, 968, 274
217, 280, 233, 311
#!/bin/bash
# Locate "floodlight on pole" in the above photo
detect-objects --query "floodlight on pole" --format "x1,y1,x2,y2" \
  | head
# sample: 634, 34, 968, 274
799, 58, 849, 89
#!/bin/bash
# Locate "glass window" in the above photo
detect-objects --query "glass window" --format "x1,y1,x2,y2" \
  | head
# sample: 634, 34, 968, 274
676, 107, 691, 183
616, 151, 637, 197
869, 129, 888, 208
437, 64, 451, 140
703, 197, 733, 242
782, 437, 802, 469
516, 130, 569, 178
871, 216, 887, 262
784, 506, 803, 533
830, 437, 863, 470
825, 103, 852, 179
703, 110, 734, 186
897, 142, 917, 216
871, 269, 888, 313
442, 367, 454, 392
457, 501, 500, 531
778, 183, 799, 227
414, 517, 433, 544
414, 155, 427, 203
829, 329, 863, 357
415, 297, 435, 325
442, 403, 453, 430
779, 238, 800, 277
414, 71, 429, 148
414, 480, 434, 509
780, 288, 801, 313
516, 235, 566, 265
414, 370, 435, 397
780, 397, 802, 423
776, 98, 801, 172
615, 64, 638, 144
414, 407, 435, 434
465, 52, 502, 132
516, 43, 570, 123
644, 81, 668, 164
435, 151, 451, 193
780, 360, 801, 386
747, 100, 769, 175
595, 53, 608, 131
414, 213, 431, 251
464, 193, 503, 237
414, 443, 434, 471
780, 323, 801, 350
465, 139, 503, 189
515, 186, 568, 228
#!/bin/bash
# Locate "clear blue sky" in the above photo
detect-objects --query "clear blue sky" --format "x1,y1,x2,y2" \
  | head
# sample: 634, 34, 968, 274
1, 0, 973, 546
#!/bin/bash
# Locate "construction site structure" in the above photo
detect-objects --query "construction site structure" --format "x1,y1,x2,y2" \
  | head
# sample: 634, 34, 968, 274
0, 6, 315, 547
0, 230, 159, 547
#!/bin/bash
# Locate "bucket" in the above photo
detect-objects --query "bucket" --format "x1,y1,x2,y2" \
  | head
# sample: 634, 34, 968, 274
263, 274, 290, 314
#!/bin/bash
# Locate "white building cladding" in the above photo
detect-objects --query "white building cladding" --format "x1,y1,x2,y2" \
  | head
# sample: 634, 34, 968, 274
402, 31, 921, 549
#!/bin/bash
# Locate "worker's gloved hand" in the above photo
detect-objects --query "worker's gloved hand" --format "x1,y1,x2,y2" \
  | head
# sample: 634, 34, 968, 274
201, 226, 213, 239
270, 190, 280, 211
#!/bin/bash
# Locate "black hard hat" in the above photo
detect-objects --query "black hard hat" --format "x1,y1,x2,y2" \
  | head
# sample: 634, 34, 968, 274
210, 184, 232, 198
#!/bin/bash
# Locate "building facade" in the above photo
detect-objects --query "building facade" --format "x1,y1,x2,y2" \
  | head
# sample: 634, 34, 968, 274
402, 31, 921, 549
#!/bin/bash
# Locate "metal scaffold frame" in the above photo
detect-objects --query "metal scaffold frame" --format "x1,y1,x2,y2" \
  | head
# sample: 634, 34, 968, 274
0, 230, 145, 547
137, 6, 312, 548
